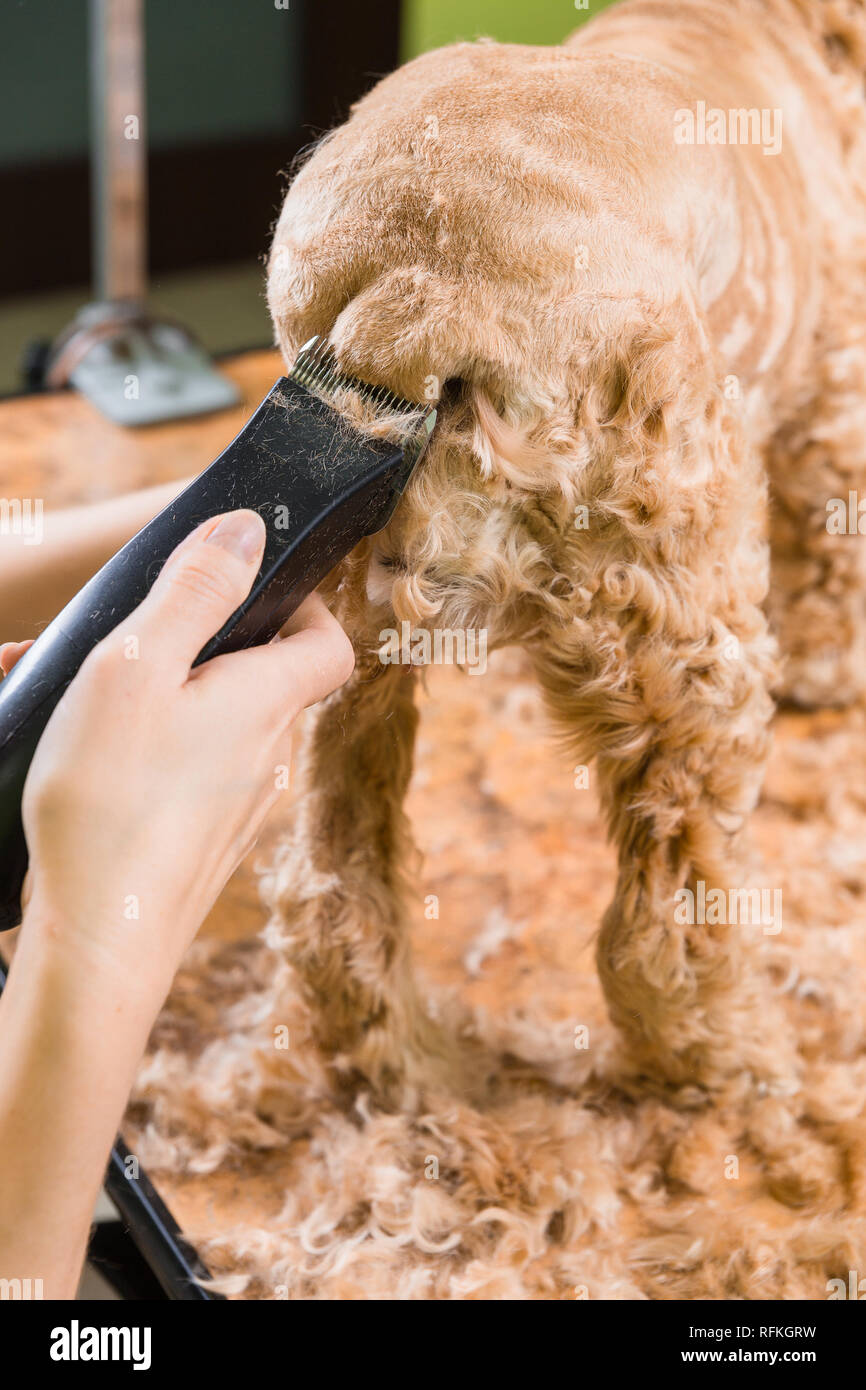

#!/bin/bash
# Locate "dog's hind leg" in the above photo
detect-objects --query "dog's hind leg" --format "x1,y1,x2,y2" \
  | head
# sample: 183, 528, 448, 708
766, 327, 866, 708
260, 592, 465, 1105
534, 449, 798, 1100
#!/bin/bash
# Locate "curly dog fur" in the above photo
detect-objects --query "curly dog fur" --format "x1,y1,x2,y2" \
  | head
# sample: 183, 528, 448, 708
128, 0, 866, 1297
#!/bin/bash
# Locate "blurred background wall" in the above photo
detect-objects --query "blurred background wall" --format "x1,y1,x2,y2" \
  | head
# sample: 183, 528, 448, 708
0, 0, 611, 393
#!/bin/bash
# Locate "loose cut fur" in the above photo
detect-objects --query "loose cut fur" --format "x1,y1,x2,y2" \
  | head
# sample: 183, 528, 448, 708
128, 0, 866, 1297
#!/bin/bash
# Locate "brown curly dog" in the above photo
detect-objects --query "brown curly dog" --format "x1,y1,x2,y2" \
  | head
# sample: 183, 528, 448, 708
261, 0, 866, 1104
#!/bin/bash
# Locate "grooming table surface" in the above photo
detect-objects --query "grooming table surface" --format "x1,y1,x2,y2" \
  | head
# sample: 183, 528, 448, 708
3, 353, 865, 1298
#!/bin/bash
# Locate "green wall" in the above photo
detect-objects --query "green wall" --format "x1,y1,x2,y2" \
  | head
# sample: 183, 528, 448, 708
401, 0, 615, 59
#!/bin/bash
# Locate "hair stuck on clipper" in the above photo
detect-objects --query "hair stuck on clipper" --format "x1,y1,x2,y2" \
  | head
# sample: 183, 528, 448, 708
289, 336, 436, 457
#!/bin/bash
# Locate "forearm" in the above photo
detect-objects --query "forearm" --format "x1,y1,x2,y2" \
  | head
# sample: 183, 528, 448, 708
0, 916, 160, 1299
0, 476, 193, 641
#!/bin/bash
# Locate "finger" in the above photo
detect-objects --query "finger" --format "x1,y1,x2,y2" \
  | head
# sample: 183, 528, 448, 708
20, 866, 32, 913
0, 639, 34, 676
276, 591, 342, 640
128, 510, 267, 678
196, 592, 355, 723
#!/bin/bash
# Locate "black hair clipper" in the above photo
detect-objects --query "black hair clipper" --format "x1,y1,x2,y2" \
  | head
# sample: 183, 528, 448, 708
0, 337, 436, 930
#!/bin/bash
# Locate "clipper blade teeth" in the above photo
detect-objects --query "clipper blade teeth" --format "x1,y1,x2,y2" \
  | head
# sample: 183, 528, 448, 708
289, 335, 434, 427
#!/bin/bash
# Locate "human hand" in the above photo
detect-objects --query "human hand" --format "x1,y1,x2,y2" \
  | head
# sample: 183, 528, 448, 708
5, 508, 354, 1014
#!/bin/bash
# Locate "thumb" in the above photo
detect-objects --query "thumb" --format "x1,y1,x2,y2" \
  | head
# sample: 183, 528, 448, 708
136, 510, 266, 676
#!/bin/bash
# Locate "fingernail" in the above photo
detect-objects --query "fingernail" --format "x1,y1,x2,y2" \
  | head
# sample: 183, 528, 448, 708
205, 510, 265, 563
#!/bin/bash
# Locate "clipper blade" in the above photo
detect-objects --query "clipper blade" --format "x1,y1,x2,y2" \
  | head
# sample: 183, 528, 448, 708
289, 335, 436, 469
